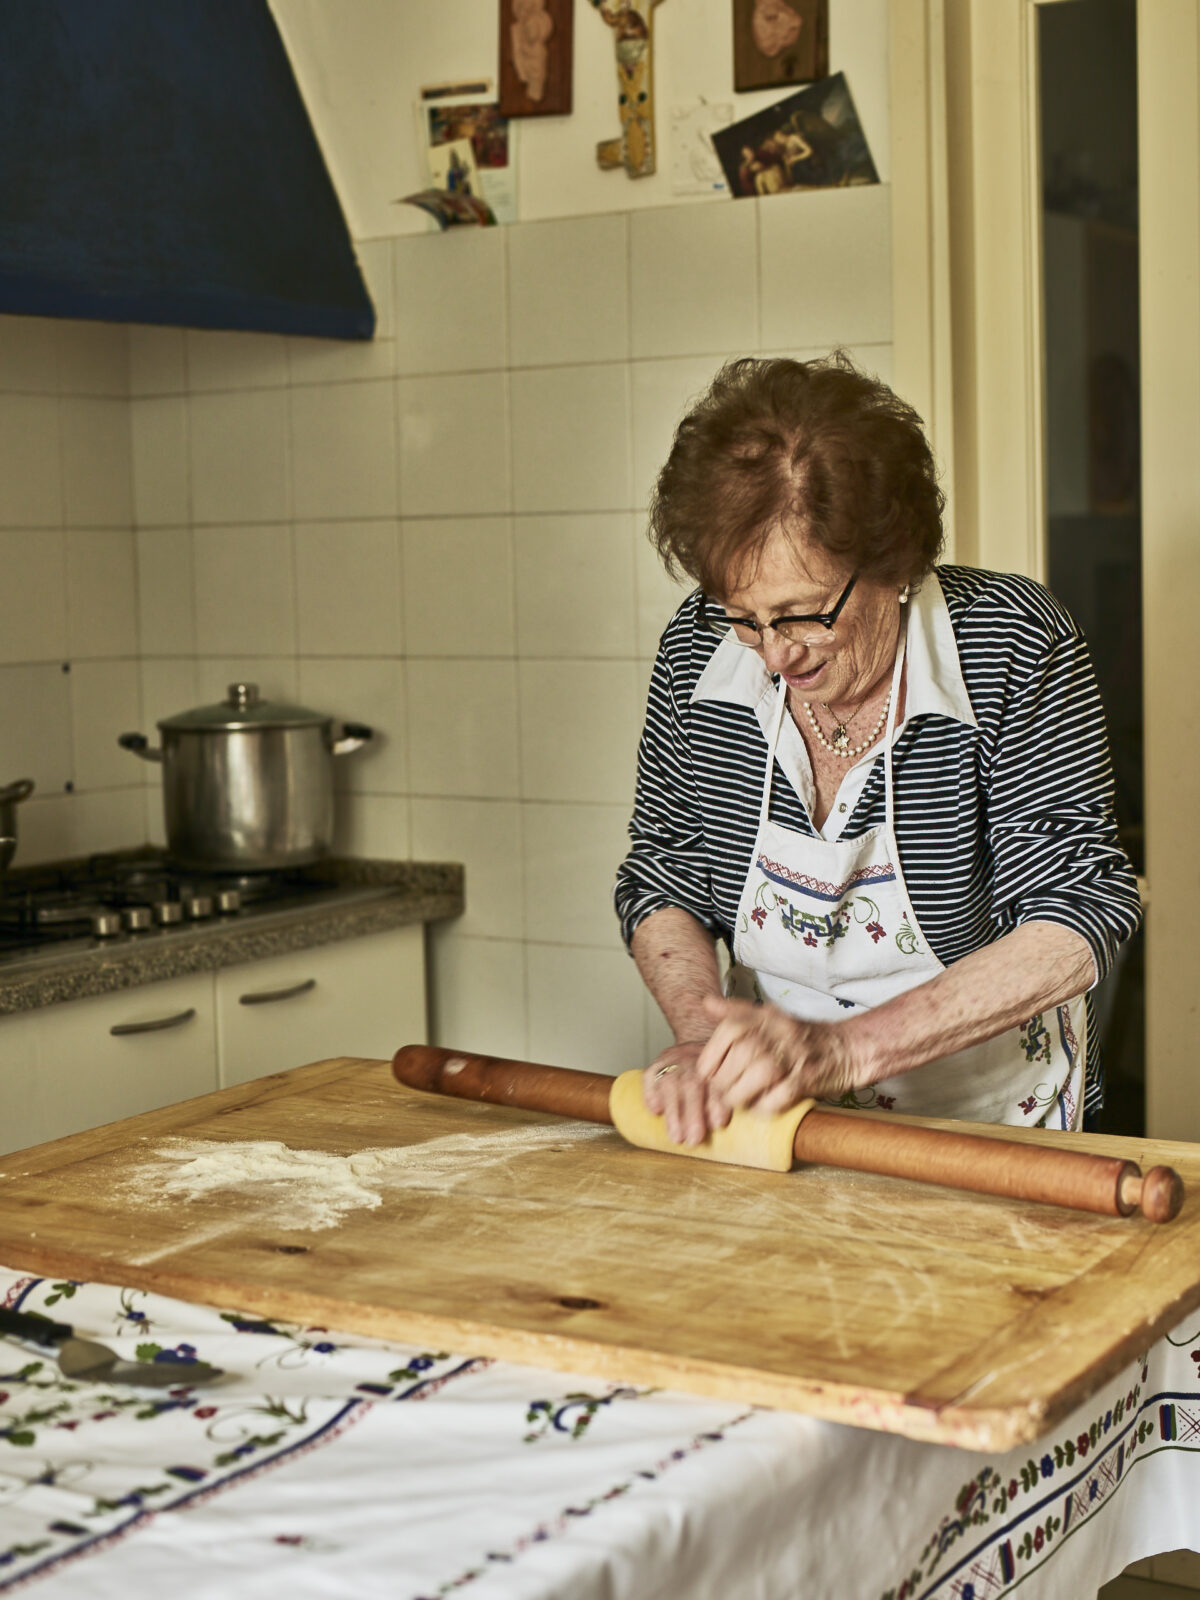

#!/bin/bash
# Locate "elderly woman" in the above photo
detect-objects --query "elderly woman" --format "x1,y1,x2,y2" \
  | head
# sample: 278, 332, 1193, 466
615, 355, 1140, 1146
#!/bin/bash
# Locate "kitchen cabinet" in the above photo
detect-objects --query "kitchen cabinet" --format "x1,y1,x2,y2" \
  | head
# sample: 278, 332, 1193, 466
214, 924, 425, 1089
3, 975, 217, 1157
0, 926, 427, 1156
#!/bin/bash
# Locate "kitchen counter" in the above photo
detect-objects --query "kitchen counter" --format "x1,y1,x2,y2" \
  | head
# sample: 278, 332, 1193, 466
0, 857, 463, 1015
3, 1060, 1200, 1598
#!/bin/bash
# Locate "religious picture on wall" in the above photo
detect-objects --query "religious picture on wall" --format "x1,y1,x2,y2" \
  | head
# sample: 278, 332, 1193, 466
418, 88, 518, 223
711, 72, 878, 199
499, 0, 573, 117
732, 0, 828, 93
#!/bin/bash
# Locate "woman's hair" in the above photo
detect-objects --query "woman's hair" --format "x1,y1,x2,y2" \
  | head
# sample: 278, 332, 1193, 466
649, 353, 945, 597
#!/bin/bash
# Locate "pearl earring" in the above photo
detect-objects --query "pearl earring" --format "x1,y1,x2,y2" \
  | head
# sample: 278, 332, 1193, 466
898, 584, 910, 605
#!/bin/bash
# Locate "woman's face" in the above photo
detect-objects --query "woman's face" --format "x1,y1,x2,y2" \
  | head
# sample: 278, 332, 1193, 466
718, 529, 902, 708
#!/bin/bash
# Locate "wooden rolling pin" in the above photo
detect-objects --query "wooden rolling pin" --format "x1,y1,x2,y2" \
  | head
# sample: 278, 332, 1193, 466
392, 1045, 1185, 1224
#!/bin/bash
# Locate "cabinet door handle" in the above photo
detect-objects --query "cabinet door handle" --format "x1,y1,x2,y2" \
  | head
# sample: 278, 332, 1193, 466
238, 978, 317, 1007
110, 1007, 196, 1037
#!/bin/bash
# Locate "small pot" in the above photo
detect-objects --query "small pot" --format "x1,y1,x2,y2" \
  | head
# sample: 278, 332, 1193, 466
0, 778, 35, 876
119, 684, 372, 871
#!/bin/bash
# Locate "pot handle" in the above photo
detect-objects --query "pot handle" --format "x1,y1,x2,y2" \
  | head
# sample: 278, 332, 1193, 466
0, 778, 34, 806
117, 732, 163, 764
332, 722, 374, 757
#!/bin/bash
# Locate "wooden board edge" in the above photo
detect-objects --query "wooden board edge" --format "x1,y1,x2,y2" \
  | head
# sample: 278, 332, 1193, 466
0, 1236, 1045, 1451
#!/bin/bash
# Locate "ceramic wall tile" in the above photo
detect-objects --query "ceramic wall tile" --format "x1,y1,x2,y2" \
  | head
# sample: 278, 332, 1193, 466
427, 931, 528, 1059
526, 941, 647, 1075
331, 792, 411, 859
297, 656, 407, 795
138, 657, 199, 793
520, 801, 630, 948
61, 398, 133, 528
397, 371, 510, 517
128, 326, 187, 396
510, 365, 631, 513
402, 517, 514, 659
514, 513, 636, 658
518, 659, 641, 805
65, 530, 138, 658
11, 792, 75, 867
185, 329, 290, 390
193, 524, 296, 657
0, 316, 59, 394
411, 797, 524, 941
356, 239, 395, 341
394, 229, 506, 375
189, 390, 290, 525
0, 664, 72, 795
55, 322, 128, 397
295, 521, 402, 657
0, 530, 67, 664
759, 185, 892, 350
406, 657, 520, 799
131, 397, 190, 528
287, 332, 395, 386
196, 658, 298, 705
292, 379, 398, 521
630, 203, 758, 359
68, 658, 141, 790
508, 214, 629, 367
72, 787, 148, 855
630, 355, 726, 509
0, 395, 62, 528
633, 515, 694, 656
136, 528, 197, 657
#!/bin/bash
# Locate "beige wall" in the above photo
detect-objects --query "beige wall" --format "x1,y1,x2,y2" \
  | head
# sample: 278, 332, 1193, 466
0, 320, 142, 859
0, 1, 893, 1074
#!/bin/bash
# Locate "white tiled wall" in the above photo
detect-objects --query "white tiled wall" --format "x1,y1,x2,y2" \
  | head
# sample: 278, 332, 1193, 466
0, 318, 142, 860
0, 184, 892, 1076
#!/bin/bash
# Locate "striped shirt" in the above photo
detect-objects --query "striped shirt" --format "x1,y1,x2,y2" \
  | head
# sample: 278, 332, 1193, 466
614, 565, 1142, 1115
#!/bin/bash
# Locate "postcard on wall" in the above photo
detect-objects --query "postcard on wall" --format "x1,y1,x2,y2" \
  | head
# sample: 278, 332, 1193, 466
417, 87, 518, 224
710, 72, 878, 198
732, 0, 829, 93
670, 101, 735, 196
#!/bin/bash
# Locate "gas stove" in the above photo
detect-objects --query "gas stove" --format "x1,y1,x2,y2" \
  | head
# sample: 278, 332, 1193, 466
0, 851, 392, 973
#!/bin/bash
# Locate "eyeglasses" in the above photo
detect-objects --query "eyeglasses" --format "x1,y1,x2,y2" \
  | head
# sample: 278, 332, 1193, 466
704, 574, 858, 648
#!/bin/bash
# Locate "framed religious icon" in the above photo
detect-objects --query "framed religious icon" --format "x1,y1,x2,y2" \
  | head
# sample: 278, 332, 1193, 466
498, 0, 573, 117
732, 0, 829, 94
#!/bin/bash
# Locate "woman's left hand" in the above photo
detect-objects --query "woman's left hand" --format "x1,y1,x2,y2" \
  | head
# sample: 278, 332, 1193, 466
695, 995, 860, 1114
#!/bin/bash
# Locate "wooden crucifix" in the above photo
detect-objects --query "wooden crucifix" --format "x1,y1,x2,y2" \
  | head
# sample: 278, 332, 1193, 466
588, 0, 666, 179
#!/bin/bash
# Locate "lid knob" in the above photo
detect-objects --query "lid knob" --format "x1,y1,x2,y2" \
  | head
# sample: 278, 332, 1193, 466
226, 683, 260, 712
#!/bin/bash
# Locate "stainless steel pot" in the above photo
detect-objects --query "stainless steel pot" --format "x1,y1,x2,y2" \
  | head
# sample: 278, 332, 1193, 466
0, 778, 35, 876
118, 683, 372, 871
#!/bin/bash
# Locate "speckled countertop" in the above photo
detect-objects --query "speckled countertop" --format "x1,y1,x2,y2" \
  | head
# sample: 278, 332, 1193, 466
0, 857, 463, 1016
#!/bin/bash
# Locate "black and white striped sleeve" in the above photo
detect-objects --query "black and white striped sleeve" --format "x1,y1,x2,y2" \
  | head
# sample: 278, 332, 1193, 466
973, 581, 1141, 982
614, 611, 726, 949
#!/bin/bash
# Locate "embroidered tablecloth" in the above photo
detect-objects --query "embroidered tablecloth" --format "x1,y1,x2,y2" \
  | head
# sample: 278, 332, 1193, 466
3, 1266, 1198, 1600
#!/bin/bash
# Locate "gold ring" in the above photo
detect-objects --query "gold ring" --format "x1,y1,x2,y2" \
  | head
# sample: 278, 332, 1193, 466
654, 1062, 681, 1080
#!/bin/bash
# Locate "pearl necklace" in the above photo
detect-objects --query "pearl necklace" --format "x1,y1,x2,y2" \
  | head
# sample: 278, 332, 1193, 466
802, 693, 891, 760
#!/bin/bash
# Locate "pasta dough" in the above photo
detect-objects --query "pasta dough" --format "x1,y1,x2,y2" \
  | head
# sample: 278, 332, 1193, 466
609, 1070, 816, 1172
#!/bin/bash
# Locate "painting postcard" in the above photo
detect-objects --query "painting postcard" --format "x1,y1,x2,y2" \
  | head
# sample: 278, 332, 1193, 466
711, 71, 878, 199
420, 95, 517, 223
733, 0, 829, 93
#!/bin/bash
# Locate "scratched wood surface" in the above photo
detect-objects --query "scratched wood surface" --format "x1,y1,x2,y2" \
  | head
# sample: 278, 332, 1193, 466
2, 1057, 1199, 1451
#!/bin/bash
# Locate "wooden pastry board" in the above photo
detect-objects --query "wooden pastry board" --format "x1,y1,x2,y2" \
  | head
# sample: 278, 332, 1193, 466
3, 1056, 1200, 1452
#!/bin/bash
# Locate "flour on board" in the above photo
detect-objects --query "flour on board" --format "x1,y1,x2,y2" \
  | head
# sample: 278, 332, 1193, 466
123, 1122, 610, 1232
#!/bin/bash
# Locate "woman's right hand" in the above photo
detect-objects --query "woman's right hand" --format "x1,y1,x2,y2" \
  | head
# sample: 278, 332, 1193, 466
641, 1041, 732, 1147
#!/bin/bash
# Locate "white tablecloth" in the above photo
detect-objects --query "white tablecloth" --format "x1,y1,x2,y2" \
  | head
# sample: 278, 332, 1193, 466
2, 1266, 1198, 1600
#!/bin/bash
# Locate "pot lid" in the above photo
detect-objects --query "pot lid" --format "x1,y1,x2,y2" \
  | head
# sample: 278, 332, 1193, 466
158, 683, 331, 732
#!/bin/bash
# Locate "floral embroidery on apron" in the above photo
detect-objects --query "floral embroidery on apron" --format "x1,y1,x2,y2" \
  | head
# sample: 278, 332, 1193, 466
731, 613, 1087, 1129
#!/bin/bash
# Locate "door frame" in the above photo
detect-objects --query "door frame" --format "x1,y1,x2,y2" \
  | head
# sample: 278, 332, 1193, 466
889, 0, 1192, 1137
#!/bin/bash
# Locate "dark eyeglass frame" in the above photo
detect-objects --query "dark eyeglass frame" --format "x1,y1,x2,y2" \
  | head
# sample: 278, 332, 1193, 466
706, 573, 859, 646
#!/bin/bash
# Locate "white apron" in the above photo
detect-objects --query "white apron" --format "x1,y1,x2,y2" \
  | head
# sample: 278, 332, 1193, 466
731, 620, 1087, 1129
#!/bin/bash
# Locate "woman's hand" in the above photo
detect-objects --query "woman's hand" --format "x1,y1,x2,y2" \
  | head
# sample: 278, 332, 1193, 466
641, 1040, 734, 1146
695, 996, 859, 1114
